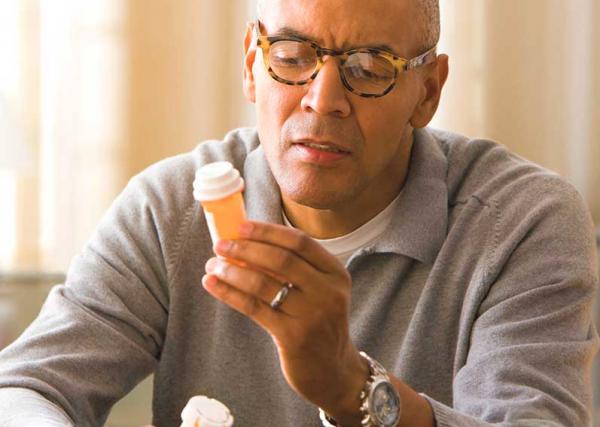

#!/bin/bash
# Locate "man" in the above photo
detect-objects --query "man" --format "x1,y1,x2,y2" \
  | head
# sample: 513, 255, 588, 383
0, 0, 597, 426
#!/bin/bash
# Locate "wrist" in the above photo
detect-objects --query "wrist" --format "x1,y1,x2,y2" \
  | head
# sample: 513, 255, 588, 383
321, 349, 370, 426
319, 352, 403, 427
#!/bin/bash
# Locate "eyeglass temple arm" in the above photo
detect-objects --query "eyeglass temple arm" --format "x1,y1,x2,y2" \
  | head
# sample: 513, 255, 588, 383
404, 46, 438, 71
253, 20, 262, 43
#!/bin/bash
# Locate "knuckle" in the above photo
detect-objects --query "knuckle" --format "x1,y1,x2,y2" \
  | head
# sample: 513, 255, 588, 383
292, 231, 310, 252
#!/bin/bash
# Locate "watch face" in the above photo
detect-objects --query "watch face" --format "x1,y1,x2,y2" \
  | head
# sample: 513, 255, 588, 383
370, 380, 401, 427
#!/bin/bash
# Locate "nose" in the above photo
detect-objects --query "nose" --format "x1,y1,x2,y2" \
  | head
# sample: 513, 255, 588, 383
300, 57, 352, 118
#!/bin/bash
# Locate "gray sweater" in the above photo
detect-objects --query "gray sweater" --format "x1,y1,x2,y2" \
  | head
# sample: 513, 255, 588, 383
0, 127, 597, 427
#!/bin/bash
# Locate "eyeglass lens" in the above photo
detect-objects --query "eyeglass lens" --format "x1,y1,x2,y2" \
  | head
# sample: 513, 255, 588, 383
269, 40, 396, 95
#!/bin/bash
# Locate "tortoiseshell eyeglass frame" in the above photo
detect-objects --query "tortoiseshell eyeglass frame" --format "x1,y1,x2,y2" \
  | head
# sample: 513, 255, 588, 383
253, 20, 437, 98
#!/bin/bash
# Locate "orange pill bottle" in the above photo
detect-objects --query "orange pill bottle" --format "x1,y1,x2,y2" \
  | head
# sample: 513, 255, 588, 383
193, 161, 246, 245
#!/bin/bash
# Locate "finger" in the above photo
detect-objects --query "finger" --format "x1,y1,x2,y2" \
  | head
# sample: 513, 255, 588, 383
202, 274, 288, 330
213, 239, 321, 290
205, 257, 301, 311
237, 221, 342, 273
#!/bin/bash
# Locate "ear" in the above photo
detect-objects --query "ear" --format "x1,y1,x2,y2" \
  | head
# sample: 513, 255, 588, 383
243, 22, 258, 104
409, 54, 449, 128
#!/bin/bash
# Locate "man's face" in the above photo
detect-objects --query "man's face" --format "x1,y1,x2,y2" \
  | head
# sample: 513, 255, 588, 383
244, 0, 436, 210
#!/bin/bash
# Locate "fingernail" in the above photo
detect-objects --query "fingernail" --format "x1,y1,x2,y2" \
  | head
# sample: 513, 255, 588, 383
205, 258, 217, 273
239, 222, 253, 237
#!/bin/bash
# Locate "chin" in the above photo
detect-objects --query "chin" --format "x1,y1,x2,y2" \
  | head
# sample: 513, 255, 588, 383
270, 156, 360, 209
280, 180, 354, 210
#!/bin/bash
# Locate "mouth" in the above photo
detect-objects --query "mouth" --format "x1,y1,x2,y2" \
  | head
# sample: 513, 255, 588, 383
292, 139, 351, 154
290, 139, 351, 165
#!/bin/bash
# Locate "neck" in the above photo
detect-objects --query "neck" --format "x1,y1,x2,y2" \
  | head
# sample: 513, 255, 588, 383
281, 197, 396, 239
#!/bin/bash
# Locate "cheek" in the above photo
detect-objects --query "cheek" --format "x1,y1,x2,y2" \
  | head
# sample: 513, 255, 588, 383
255, 76, 302, 143
347, 98, 415, 183
363, 77, 421, 136
355, 102, 413, 158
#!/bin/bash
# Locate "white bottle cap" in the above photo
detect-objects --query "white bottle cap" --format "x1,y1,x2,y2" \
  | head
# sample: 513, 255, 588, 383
180, 395, 234, 427
193, 161, 244, 202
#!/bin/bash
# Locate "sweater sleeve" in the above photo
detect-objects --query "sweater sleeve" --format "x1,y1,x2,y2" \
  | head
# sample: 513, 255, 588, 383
0, 388, 75, 427
0, 154, 196, 426
428, 177, 598, 426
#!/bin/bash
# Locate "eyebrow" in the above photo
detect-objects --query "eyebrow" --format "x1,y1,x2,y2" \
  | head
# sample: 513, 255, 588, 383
270, 25, 399, 55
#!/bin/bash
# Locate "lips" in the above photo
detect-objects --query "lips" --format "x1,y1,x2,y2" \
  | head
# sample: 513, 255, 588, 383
292, 139, 351, 154
290, 139, 351, 165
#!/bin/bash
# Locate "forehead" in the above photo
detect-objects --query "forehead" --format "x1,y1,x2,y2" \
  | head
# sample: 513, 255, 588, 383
259, 0, 421, 55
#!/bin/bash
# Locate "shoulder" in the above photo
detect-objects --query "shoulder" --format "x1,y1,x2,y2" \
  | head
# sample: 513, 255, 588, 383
133, 127, 259, 190
425, 128, 588, 223
426, 127, 568, 208
124, 127, 260, 208
425, 127, 596, 274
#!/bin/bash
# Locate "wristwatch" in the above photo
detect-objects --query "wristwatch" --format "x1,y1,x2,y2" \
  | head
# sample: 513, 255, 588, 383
319, 351, 401, 427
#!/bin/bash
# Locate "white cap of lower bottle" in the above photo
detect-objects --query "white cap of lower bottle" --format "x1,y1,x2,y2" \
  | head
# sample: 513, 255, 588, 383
180, 395, 234, 427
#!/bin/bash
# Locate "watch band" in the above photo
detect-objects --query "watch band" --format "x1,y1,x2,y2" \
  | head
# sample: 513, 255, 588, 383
359, 351, 394, 427
318, 352, 400, 427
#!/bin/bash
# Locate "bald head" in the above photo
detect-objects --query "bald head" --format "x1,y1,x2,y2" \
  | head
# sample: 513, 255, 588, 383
256, 0, 440, 52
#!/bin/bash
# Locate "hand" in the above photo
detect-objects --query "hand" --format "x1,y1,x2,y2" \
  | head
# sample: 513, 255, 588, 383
202, 221, 368, 423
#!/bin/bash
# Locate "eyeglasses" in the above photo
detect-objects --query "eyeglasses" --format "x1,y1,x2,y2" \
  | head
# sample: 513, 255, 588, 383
254, 20, 437, 98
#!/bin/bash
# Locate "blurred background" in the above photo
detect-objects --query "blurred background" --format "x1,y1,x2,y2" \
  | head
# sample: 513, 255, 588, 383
0, 1, 598, 426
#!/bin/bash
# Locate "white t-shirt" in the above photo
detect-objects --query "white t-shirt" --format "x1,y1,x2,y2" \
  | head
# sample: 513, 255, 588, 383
282, 193, 402, 265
